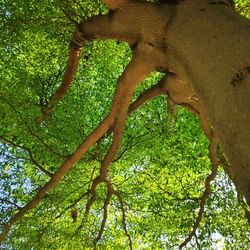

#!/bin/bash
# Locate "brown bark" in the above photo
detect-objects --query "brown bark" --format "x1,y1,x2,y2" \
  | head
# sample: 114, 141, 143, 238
37, 30, 85, 122
166, 0, 250, 205
102, 0, 130, 10
1, 0, 250, 243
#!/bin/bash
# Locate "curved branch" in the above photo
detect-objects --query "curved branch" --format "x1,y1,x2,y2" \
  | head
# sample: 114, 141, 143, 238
37, 30, 86, 123
100, 44, 156, 178
115, 191, 133, 250
179, 133, 219, 249
93, 192, 112, 249
0, 44, 160, 241
128, 79, 165, 114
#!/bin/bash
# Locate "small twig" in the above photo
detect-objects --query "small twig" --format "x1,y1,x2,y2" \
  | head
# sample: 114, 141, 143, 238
0, 96, 66, 159
77, 176, 102, 231
142, 171, 199, 202
0, 198, 21, 209
194, 233, 202, 250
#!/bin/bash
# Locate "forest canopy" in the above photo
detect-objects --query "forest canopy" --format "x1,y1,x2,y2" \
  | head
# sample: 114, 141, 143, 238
0, 0, 250, 249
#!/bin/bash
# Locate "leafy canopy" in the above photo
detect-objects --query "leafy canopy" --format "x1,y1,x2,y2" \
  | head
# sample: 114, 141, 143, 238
0, 0, 249, 249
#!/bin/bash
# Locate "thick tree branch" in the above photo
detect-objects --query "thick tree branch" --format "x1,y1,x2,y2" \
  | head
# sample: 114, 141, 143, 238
99, 44, 156, 179
78, 2, 172, 46
128, 79, 165, 114
37, 30, 86, 123
0, 64, 164, 242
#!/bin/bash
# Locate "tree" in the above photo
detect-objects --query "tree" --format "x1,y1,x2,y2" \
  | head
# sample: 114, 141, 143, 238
0, 0, 250, 249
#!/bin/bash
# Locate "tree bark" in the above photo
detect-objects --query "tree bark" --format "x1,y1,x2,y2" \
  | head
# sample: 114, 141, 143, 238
165, 0, 250, 204
96, 0, 250, 204
1, 0, 250, 242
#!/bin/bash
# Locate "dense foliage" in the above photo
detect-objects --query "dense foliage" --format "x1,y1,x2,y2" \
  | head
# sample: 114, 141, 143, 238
0, 0, 249, 249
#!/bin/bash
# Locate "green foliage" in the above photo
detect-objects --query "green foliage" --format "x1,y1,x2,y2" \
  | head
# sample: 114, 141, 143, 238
0, 0, 249, 249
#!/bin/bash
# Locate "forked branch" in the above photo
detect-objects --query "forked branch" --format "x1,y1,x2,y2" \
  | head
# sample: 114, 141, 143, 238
0, 39, 162, 243
0, 74, 165, 242
128, 79, 165, 114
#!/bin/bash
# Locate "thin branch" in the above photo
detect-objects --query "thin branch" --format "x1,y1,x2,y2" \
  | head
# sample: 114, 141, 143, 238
0, 96, 66, 159
0, 199, 21, 209
0, 135, 53, 177
115, 191, 133, 250
93, 192, 112, 249
76, 176, 103, 232
142, 171, 199, 202
194, 233, 202, 250
179, 133, 219, 249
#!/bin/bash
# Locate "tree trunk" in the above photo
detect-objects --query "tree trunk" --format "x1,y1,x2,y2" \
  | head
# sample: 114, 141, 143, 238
165, 0, 250, 204
1, 0, 250, 242
80, 0, 250, 204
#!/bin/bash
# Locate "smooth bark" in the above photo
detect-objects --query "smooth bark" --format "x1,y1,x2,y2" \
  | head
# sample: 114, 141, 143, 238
1, 0, 250, 243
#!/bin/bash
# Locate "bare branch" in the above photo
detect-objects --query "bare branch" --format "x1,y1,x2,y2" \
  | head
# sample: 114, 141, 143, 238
100, 44, 156, 178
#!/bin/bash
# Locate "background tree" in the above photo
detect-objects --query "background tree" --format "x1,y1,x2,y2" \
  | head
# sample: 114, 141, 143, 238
0, 0, 250, 249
